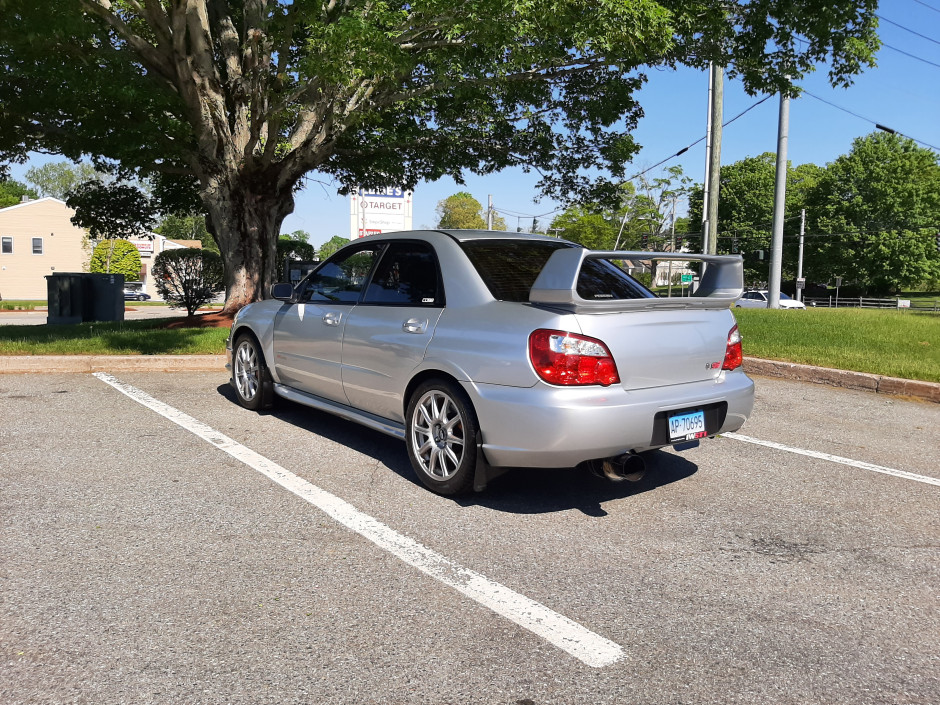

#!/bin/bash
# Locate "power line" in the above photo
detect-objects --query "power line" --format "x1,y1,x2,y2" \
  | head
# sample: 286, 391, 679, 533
490, 95, 774, 221
882, 41, 940, 69
801, 90, 940, 152
876, 13, 940, 47
911, 0, 940, 15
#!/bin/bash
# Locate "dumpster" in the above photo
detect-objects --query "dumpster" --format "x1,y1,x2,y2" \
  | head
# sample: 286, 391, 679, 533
46, 273, 125, 325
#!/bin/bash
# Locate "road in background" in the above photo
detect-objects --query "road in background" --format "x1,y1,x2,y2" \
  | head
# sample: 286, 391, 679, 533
1, 373, 937, 704
0, 305, 209, 326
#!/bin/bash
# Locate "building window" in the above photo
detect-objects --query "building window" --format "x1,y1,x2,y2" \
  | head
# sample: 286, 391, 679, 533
1, 236, 11, 254
32, 237, 44, 255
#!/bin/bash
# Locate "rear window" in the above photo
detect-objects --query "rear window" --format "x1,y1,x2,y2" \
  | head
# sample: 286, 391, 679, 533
460, 239, 654, 302
460, 240, 571, 302
576, 258, 655, 300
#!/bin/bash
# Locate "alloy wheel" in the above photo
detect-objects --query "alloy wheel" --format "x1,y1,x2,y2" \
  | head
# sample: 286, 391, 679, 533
234, 340, 260, 402
410, 389, 466, 480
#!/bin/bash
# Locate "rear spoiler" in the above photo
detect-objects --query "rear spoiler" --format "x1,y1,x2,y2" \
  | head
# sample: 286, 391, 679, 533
529, 250, 744, 312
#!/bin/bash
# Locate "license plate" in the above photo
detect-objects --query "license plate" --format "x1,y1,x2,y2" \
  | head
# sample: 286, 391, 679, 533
668, 409, 707, 442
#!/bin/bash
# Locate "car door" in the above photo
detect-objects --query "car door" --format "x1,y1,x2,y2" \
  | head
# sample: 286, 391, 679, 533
273, 244, 383, 403
341, 241, 445, 422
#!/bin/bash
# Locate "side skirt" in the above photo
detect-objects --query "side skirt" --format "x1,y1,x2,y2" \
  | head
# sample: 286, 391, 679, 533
273, 384, 406, 440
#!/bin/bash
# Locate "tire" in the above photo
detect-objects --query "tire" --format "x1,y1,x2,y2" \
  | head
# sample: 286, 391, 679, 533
137, 295, 146, 301
406, 379, 478, 496
232, 333, 273, 411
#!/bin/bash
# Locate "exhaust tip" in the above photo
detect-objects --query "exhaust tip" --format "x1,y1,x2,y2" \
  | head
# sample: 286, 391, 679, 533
593, 452, 646, 482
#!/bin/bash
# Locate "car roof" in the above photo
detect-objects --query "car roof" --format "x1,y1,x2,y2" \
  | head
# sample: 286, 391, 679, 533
358, 229, 576, 245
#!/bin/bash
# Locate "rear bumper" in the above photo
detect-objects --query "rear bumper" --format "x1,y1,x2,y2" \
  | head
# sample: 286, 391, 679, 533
464, 370, 754, 468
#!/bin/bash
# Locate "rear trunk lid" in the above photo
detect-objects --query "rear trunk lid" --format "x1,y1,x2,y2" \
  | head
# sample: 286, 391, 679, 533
529, 248, 744, 391
575, 308, 735, 390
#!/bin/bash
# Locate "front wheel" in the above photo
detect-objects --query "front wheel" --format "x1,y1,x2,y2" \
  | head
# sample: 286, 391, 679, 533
406, 379, 478, 496
232, 334, 273, 411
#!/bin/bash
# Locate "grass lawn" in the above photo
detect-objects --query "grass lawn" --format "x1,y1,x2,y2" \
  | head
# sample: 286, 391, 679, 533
735, 308, 940, 383
1, 300, 44, 311
0, 318, 229, 356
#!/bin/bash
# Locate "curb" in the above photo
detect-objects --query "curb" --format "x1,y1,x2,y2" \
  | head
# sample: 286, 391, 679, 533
0, 355, 226, 374
1, 354, 936, 404
743, 357, 940, 404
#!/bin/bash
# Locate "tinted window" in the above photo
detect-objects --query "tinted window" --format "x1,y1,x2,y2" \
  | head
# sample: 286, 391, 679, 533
576, 259, 655, 300
298, 246, 382, 303
460, 239, 571, 302
363, 242, 441, 306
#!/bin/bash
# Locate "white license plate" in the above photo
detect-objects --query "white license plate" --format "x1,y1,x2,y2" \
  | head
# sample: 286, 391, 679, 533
668, 409, 707, 442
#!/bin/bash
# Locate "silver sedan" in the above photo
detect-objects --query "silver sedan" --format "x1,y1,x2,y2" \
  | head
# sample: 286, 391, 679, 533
227, 230, 754, 495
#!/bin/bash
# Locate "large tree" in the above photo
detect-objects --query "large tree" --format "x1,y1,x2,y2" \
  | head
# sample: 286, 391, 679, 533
688, 153, 823, 284
0, 1, 880, 311
25, 161, 100, 200
0, 178, 38, 208
436, 192, 506, 230
806, 132, 940, 294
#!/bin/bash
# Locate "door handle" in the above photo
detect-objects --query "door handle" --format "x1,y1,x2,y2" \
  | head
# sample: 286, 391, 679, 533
402, 318, 427, 334
322, 312, 342, 326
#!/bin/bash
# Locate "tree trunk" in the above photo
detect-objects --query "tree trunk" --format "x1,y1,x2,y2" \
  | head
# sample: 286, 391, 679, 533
203, 175, 296, 314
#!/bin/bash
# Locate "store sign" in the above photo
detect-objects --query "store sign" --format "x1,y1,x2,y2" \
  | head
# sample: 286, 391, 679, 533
132, 241, 154, 255
349, 188, 413, 239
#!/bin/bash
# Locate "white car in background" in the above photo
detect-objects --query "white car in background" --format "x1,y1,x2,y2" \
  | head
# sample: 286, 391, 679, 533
735, 290, 806, 309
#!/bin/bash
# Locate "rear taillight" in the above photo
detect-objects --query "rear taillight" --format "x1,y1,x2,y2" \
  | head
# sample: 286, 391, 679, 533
528, 329, 620, 386
722, 324, 743, 371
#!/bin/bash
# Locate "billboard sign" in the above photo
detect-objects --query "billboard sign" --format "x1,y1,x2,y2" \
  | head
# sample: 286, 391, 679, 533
349, 187, 413, 239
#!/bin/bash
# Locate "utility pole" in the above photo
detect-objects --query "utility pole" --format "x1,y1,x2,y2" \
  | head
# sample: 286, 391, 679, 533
702, 65, 712, 245
796, 208, 806, 302
704, 63, 723, 255
768, 88, 790, 308
486, 195, 493, 230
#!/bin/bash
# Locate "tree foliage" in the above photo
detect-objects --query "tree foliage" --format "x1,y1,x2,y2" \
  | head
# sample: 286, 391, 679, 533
552, 168, 691, 252
318, 235, 352, 261
688, 154, 822, 283
689, 137, 940, 292
25, 161, 99, 200
89, 239, 142, 281
0, 1, 881, 309
806, 133, 940, 294
151, 247, 225, 316
0, 178, 38, 208
436, 192, 506, 230
66, 180, 159, 241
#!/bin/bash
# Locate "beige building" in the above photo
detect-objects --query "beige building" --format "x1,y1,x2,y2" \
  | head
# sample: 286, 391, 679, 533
0, 197, 87, 300
0, 197, 200, 300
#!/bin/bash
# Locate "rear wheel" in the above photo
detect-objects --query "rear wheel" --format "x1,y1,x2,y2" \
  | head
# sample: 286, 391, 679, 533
406, 379, 478, 496
232, 334, 273, 411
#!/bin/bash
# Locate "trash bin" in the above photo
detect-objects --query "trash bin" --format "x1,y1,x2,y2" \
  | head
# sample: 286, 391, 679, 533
46, 273, 125, 325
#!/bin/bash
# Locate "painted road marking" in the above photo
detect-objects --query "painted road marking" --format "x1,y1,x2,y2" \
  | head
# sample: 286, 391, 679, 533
93, 372, 624, 668
724, 432, 940, 487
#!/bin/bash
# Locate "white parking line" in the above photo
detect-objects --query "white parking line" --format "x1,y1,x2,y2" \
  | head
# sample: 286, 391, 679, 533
93, 372, 624, 668
724, 432, 940, 487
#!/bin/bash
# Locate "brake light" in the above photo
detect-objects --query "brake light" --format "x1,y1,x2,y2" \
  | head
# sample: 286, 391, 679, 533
722, 324, 743, 371
529, 329, 620, 386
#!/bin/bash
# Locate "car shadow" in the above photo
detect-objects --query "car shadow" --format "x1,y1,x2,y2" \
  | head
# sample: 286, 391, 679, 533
216, 384, 699, 517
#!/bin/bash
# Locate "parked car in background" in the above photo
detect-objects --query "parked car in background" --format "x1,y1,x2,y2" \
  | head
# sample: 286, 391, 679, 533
123, 290, 151, 301
227, 230, 754, 495
735, 289, 806, 309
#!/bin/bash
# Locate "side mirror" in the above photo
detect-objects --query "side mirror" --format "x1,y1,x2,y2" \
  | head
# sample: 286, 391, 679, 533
271, 283, 294, 301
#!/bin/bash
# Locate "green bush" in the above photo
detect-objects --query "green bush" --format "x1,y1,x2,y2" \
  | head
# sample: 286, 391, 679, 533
89, 239, 142, 280
151, 247, 224, 315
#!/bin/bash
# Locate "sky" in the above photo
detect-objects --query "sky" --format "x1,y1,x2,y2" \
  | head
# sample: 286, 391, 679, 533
10, 0, 940, 249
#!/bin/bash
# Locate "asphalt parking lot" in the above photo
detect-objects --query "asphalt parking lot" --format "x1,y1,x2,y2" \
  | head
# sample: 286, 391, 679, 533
1, 370, 938, 704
